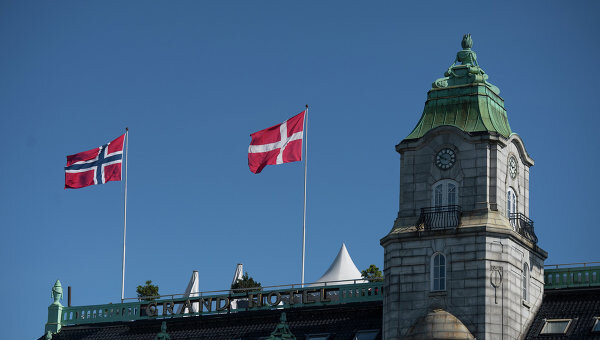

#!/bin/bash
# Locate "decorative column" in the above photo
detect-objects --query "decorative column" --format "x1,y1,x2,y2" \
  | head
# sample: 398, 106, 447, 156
45, 280, 63, 337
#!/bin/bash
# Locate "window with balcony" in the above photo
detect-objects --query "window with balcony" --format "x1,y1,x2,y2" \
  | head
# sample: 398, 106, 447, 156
433, 179, 458, 207
417, 180, 461, 230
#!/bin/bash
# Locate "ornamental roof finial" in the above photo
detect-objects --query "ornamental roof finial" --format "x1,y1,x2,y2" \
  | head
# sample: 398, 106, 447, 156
51, 280, 63, 306
461, 34, 473, 49
431, 34, 499, 94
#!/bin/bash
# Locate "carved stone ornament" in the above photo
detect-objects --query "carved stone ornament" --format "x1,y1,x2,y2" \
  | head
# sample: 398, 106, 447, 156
490, 266, 503, 304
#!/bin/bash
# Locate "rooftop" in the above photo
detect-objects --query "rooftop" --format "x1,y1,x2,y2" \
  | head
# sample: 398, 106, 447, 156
403, 34, 513, 141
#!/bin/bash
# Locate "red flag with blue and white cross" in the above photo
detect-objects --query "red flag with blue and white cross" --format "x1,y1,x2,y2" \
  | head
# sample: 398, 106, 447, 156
64, 134, 125, 189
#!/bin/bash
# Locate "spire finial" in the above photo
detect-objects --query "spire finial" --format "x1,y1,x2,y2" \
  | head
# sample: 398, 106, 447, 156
461, 34, 473, 50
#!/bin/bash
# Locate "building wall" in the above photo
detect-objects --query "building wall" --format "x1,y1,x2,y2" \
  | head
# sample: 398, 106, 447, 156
384, 125, 544, 339
382, 230, 545, 339
492, 135, 532, 220
393, 127, 534, 233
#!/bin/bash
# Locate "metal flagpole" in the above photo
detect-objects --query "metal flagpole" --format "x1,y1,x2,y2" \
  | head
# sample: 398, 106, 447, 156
302, 105, 308, 285
121, 128, 129, 302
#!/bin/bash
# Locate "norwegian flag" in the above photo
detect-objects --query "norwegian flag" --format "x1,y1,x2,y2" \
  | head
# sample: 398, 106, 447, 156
65, 134, 126, 189
248, 110, 305, 174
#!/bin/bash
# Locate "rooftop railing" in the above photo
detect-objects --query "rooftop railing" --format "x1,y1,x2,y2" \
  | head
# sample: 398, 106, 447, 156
58, 280, 383, 327
509, 213, 538, 243
544, 262, 600, 289
417, 205, 462, 231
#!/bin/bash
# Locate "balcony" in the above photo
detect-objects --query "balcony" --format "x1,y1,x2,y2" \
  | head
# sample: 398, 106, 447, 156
509, 213, 538, 243
417, 205, 462, 231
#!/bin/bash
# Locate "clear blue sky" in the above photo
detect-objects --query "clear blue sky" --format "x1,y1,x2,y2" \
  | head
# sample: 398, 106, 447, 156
1, 1, 599, 338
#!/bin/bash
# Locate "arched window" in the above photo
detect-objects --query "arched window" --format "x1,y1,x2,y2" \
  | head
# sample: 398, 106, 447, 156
431, 253, 446, 291
507, 187, 517, 229
522, 263, 529, 301
432, 180, 458, 207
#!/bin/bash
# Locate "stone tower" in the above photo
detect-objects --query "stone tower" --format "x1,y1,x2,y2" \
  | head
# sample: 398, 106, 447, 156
380, 35, 547, 339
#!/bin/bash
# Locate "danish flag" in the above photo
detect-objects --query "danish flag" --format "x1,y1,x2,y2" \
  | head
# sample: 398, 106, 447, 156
64, 134, 125, 189
248, 111, 305, 174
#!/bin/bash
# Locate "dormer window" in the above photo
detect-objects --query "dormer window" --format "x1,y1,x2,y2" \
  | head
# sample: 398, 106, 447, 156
540, 319, 572, 334
592, 317, 600, 332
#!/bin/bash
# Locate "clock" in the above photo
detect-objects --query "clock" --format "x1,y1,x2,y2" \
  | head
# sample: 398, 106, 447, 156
508, 156, 518, 179
435, 148, 456, 170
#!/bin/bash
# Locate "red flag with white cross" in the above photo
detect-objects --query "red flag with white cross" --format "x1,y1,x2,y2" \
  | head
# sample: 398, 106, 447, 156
248, 110, 305, 174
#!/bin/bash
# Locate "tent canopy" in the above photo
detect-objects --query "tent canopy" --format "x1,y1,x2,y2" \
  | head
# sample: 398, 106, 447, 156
312, 243, 366, 286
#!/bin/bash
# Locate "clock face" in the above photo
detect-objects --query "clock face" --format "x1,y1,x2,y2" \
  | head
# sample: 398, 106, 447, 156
509, 156, 518, 179
435, 148, 456, 170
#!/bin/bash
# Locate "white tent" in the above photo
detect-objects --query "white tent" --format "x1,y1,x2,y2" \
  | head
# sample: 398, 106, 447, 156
311, 243, 366, 286
231, 263, 243, 286
230, 263, 244, 309
176, 270, 199, 314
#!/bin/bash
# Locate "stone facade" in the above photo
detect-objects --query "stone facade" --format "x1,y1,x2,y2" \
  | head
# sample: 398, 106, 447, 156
381, 227, 546, 339
392, 125, 533, 232
381, 51, 548, 338
381, 120, 548, 339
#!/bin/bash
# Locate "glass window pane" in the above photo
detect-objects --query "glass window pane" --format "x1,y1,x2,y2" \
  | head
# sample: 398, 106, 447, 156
432, 254, 446, 291
592, 318, 600, 332
541, 320, 570, 334
448, 184, 456, 205
354, 330, 379, 340
522, 265, 528, 300
435, 185, 443, 207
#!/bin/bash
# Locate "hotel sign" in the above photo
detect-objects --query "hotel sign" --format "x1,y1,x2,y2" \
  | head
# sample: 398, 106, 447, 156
143, 287, 335, 317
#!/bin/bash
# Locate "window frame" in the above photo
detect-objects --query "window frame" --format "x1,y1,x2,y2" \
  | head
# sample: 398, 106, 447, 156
353, 329, 380, 340
432, 179, 459, 208
507, 187, 517, 229
592, 317, 600, 333
430, 252, 447, 292
522, 263, 529, 302
540, 319, 572, 335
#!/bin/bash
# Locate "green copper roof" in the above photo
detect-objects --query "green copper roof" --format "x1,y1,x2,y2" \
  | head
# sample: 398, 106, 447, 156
405, 34, 512, 140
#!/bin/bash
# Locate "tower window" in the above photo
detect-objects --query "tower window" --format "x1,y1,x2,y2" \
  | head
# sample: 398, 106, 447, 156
431, 253, 446, 291
432, 180, 458, 207
522, 263, 529, 301
507, 187, 517, 229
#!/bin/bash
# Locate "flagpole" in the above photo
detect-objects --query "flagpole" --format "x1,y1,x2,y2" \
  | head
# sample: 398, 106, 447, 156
302, 105, 308, 286
121, 128, 128, 302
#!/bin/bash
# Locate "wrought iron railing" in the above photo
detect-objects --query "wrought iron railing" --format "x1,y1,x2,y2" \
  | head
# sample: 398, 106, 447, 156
57, 281, 383, 326
417, 205, 462, 230
509, 213, 537, 243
